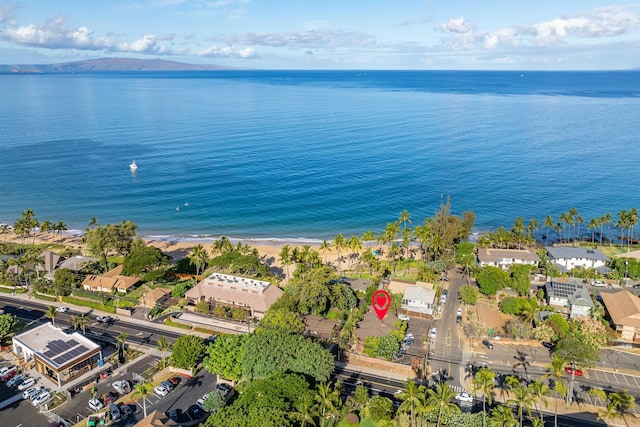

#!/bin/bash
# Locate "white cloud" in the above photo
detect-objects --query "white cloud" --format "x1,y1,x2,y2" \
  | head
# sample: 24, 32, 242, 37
0, 14, 185, 55
220, 29, 376, 49
198, 44, 257, 58
438, 5, 640, 51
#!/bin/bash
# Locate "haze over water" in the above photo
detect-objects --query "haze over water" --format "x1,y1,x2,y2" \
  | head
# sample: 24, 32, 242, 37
1, 70, 638, 242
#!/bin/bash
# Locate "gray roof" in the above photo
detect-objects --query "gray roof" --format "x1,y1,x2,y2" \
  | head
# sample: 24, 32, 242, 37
546, 246, 608, 262
546, 280, 594, 308
403, 285, 436, 303
59, 256, 98, 271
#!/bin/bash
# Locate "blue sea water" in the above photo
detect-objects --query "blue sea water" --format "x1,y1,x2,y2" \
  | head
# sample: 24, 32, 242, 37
0, 70, 639, 242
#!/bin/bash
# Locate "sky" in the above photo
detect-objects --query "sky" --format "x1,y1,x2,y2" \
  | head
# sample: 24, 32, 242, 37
1, 1, 639, 70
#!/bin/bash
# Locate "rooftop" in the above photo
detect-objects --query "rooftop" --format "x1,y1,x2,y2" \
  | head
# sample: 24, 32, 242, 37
204, 272, 271, 291
477, 247, 540, 263
601, 290, 640, 329
13, 322, 100, 369
546, 246, 608, 261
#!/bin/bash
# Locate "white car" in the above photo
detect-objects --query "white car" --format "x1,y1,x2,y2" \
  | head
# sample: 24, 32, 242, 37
429, 327, 437, 340
55, 306, 69, 312
154, 385, 169, 397
592, 280, 607, 287
398, 314, 410, 321
455, 392, 473, 403
32, 390, 51, 406
456, 308, 462, 316
23, 386, 43, 400
88, 398, 104, 411
6, 374, 24, 387
18, 377, 36, 391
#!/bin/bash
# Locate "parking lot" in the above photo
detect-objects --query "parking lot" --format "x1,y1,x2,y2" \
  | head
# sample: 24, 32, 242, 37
0, 360, 50, 427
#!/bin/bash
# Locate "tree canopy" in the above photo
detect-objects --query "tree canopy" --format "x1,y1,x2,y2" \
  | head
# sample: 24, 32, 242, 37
83, 220, 137, 271
170, 334, 205, 370
122, 240, 166, 275
0, 313, 18, 344
242, 329, 334, 382
203, 334, 248, 382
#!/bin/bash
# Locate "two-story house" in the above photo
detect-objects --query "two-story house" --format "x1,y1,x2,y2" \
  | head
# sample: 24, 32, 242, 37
477, 248, 540, 270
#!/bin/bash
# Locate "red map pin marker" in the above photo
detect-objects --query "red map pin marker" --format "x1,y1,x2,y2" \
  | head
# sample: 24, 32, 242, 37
371, 289, 391, 321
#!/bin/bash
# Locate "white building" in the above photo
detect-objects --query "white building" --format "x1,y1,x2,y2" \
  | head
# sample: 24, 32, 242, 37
546, 246, 609, 272
477, 248, 540, 270
401, 285, 436, 317
545, 279, 594, 319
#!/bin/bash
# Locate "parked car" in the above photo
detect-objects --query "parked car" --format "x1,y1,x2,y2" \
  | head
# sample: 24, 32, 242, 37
456, 308, 462, 316
32, 389, 51, 406
103, 392, 118, 404
23, 387, 44, 400
161, 381, 174, 391
429, 327, 437, 340
592, 280, 607, 287
168, 376, 181, 387
542, 341, 555, 350
565, 366, 584, 376
154, 385, 170, 397
0, 365, 16, 377
196, 392, 210, 410
118, 403, 133, 419
398, 314, 410, 321
187, 404, 205, 419
440, 289, 448, 303
88, 398, 104, 411
1, 368, 18, 381
404, 333, 414, 340
18, 377, 36, 391
108, 403, 121, 421
216, 383, 232, 396
165, 409, 182, 421
482, 339, 494, 350
55, 306, 69, 312
96, 316, 113, 323
6, 374, 24, 387
455, 392, 473, 403
456, 315, 462, 324
113, 380, 131, 394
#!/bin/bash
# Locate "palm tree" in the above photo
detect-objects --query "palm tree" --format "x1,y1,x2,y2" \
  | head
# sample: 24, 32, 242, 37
319, 240, 332, 264
39, 220, 52, 240
45, 305, 57, 325
544, 355, 567, 427
598, 401, 619, 426
132, 382, 154, 418
527, 217, 539, 243
473, 367, 495, 427
76, 314, 89, 334
291, 394, 317, 426
588, 217, 600, 246
53, 220, 67, 242
116, 332, 128, 359
361, 229, 375, 249
616, 209, 629, 250
425, 382, 459, 427
508, 383, 534, 427
314, 382, 340, 426
610, 390, 636, 426
397, 379, 425, 427
279, 245, 292, 279
528, 379, 550, 422
70, 315, 79, 330
460, 252, 475, 285
600, 213, 611, 245
157, 336, 171, 368
333, 234, 345, 271
188, 244, 207, 275
489, 405, 518, 427
542, 215, 555, 245
0, 223, 8, 243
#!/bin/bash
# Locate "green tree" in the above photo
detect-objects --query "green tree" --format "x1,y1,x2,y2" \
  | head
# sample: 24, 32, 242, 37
45, 305, 57, 325
507, 383, 534, 427
189, 244, 208, 275
397, 379, 425, 427
83, 221, 137, 272
0, 313, 18, 344
544, 355, 567, 426
203, 334, 248, 381
610, 390, 636, 425
122, 242, 165, 275
132, 382, 154, 418
242, 329, 334, 382
290, 394, 317, 427
425, 382, 460, 427
314, 382, 341, 425
156, 336, 171, 369
473, 367, 495, 427
528, 380, 550, 422
459, 285, 479, 305
363, 336, 379, 358
365, 395, 394, 421
170, 334, 205, 371
203, 390, 226, 412
53, 268, 76, 295
76, 314, 89, 334
488, 405, 517, 427
116, 332, 128, 359
554, 334, 600, 367
476, 266, 509, 296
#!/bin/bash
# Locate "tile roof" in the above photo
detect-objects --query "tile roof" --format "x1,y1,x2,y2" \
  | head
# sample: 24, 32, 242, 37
134, 410, 177, 427
601, 290, 640, 329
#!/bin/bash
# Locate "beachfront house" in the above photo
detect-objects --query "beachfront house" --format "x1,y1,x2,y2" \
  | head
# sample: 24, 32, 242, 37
545, 278, 594, 319
401, 285, 437, 318
185, 273, 282, 320
600, 290, 640, 342
476, 248, 540, 271
546, 246, 609, 273
81, 265, 140, 294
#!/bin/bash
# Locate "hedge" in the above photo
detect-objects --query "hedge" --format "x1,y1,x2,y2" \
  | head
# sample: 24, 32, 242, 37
61, 296, 116, 313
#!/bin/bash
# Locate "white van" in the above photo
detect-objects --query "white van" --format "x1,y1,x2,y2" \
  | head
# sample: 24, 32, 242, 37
32, 389, 51, 406
23, 387, 43, 400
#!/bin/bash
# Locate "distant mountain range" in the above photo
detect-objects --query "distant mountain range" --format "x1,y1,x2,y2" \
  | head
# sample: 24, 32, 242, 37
0, 57, 245, 73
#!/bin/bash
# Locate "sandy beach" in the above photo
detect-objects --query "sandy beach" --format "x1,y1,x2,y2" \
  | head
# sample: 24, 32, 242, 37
1, 230, 352, 282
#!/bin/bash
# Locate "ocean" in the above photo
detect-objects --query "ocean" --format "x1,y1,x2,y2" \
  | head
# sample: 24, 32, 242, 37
1, 70, 639, 243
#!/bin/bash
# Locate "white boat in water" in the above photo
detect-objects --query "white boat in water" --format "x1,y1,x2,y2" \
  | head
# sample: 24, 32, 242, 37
129, 160, 138, 170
